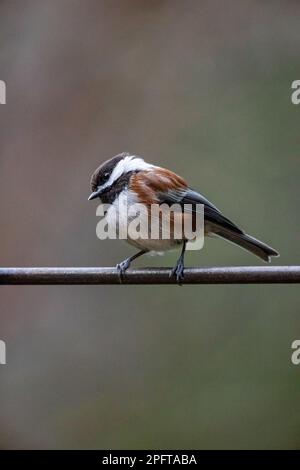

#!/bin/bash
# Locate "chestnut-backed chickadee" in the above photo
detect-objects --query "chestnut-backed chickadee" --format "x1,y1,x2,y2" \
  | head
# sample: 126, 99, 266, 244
88, 152, 279, 283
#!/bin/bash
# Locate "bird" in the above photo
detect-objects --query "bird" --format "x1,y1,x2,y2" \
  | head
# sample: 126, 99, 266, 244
88, 152, 279, 283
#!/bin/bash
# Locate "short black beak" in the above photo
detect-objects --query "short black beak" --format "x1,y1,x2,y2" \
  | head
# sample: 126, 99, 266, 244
88, 189, 101, 201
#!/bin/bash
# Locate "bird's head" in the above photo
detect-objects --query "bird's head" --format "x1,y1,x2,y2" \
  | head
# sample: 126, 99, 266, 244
88, 152, 152, 202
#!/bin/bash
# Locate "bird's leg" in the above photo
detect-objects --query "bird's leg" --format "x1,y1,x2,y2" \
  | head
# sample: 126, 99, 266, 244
117, 249, 148, 281
170, 241, 187, 285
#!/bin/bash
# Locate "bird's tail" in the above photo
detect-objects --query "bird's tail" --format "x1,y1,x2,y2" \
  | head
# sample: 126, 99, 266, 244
214, 227, 279, 262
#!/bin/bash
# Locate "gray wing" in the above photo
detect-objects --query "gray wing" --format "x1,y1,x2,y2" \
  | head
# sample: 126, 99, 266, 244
158, 187, 243, 235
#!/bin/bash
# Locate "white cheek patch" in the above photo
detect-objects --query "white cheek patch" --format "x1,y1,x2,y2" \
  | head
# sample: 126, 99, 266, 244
111, 156, 154, 183
99, 155, 155, 192
121, 156, 155, 173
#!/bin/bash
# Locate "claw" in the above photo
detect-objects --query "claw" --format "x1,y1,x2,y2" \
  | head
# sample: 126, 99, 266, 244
170, 261, 185, 285
116, 250, 148, 282
116, 258, 131, 282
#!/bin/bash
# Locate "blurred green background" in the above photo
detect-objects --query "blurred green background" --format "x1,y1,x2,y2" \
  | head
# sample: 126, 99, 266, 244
0, 0, 299, 449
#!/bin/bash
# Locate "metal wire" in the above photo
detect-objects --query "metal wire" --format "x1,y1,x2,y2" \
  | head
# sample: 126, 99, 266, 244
0, 266, 299, 285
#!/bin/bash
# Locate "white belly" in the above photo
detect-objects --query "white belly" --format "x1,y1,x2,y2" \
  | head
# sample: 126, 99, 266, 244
104, 189, 189, 253
126, 236, 182, 253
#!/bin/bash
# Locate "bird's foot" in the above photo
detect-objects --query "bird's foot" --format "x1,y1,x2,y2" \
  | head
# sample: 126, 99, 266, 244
116, 258, 131, 282
170, 259, 185, 285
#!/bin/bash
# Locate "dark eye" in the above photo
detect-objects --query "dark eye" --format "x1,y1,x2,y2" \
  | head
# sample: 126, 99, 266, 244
104, 172, 110, 179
